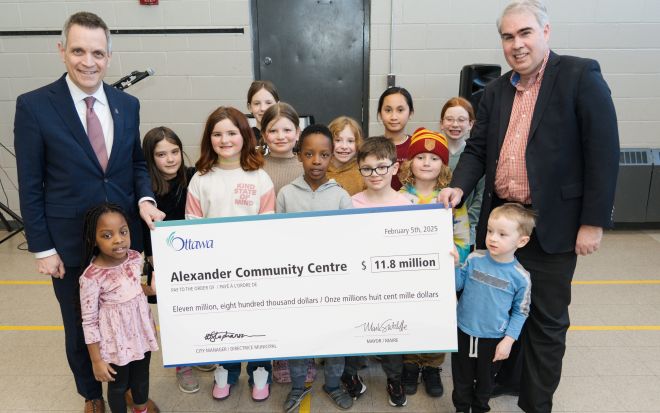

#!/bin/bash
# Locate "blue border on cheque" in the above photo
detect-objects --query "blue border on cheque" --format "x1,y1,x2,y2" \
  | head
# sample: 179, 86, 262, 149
156, 203, 449, 227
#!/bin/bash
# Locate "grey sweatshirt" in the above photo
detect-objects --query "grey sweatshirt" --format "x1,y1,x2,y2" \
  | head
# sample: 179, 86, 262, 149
276, 175, 353, 213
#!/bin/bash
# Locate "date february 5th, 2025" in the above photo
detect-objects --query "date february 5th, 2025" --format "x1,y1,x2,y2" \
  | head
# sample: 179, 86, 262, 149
384, 225, 438, 237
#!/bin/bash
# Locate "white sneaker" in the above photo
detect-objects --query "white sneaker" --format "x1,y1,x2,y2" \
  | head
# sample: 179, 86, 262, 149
252, 367, 270, 401
212, 366, 231, 400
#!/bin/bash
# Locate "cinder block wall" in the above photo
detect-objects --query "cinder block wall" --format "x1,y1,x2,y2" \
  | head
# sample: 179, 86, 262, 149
1, 0, 658, 214
369, 0, 660, 141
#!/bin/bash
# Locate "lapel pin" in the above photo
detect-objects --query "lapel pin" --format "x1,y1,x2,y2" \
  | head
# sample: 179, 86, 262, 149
115, 108, 119, 114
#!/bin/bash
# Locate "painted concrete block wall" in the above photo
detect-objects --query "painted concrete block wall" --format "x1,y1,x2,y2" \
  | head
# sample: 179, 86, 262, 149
1, 0, 659, 215
369, 0, 660, 144
0, 0, 252, 213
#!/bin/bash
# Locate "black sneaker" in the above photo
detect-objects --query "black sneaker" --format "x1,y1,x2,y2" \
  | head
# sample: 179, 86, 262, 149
387, 378, 407, 407
421, 366, 444, 397
401, 363, 419, 395
341, 372, 367, 399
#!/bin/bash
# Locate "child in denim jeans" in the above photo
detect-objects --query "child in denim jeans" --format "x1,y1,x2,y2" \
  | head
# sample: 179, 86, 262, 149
344, 136, 412, 408
276, 124, 353, 412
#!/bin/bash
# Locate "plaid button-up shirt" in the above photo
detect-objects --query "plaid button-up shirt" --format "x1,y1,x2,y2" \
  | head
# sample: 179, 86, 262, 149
494, 51, 550, 204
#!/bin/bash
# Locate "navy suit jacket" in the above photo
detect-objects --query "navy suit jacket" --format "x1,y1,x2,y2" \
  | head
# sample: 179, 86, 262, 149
451, 52, 620, 254
14, 74, 153, 267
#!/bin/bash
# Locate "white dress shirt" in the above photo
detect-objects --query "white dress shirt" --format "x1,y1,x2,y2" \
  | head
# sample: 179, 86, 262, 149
66, 75, 115, 155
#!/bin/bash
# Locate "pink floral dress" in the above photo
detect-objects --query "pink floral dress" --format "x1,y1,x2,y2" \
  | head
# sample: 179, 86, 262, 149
80, 249, 159, 366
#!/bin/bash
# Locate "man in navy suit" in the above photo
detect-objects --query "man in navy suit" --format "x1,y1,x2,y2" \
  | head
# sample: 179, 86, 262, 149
440, 1, 619, 412
14, 12, 164, 413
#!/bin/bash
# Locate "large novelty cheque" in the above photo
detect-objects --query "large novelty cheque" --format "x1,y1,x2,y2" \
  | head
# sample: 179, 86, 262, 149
152, 204, 457, 367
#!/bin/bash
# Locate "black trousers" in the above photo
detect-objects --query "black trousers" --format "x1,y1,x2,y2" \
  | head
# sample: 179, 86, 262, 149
52, 265, 102, 400
107, 352, 151, 413
496, 232, 577, 413
452, 329, 502, 413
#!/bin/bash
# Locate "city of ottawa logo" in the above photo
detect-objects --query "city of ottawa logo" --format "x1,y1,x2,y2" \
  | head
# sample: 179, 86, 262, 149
166, 232, 214, 251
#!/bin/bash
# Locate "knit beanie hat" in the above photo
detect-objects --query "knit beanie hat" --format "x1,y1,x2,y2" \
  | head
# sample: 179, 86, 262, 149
408, 127, 449, 165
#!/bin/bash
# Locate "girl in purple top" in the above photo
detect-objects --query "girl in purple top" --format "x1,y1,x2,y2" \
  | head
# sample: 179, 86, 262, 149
79, 203, 158, 413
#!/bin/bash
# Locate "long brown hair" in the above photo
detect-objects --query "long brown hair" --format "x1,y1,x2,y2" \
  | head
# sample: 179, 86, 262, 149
142, 126, 188, 196
196, 106, 264, 174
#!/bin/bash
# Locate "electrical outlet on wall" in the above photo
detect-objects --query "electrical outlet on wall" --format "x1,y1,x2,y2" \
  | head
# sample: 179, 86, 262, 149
387, 74, 396, 88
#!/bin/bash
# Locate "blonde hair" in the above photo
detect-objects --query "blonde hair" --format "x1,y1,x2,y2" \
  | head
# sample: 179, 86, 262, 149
398, 159, 453, 191
328, 116, 364, 150
490, 203, 537, 236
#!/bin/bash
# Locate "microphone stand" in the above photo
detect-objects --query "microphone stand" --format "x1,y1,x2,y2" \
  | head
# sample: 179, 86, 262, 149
112, 69, 154, 90
0, 142, 24, 245
0, 202, 23, 245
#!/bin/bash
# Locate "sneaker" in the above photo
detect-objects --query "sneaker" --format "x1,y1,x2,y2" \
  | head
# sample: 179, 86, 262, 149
323, 386, 353, 410
341, 372, 367, 400
176, 366, 200, 393
212, 366, 231, 400
421, 366, 444, 397
194, 364, 217, 372
251, 367, 270, 402
283, 387, 311, 413
402, 363, 420, 395
305, 359, 317, 383
273, 360, 291, 383
387, 378, 407, 407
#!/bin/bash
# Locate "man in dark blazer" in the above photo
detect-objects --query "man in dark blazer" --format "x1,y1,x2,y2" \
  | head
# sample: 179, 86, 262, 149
440, 1, 619, 412
14, 12, 163, 413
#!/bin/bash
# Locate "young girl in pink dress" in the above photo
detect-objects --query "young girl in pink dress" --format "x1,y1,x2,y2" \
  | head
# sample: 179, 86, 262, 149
79, 203, 159, 413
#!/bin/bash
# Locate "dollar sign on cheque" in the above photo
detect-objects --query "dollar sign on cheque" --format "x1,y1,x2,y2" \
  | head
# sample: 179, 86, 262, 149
361, 260, 366, 270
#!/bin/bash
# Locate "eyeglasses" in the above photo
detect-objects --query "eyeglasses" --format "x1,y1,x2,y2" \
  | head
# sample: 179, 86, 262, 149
442, 117, 469, 124
359, 163, 395, 177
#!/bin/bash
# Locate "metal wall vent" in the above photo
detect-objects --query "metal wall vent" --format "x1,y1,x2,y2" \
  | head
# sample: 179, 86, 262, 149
614, 148, 653, 223
620, 150, 649, 165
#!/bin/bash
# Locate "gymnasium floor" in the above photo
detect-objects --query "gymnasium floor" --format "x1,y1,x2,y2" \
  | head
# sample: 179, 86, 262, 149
1, 228, 659, 412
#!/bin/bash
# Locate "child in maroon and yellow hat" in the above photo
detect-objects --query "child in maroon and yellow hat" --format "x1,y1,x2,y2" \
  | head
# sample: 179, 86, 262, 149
398, 127, 471, 398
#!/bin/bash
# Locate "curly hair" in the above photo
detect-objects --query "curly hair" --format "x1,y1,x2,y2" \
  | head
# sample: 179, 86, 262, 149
398, 158, 453, 191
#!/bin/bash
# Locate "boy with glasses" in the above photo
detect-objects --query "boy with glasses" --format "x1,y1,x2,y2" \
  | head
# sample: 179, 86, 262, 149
351, 137, 411, 208
342, 136, 411, 407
